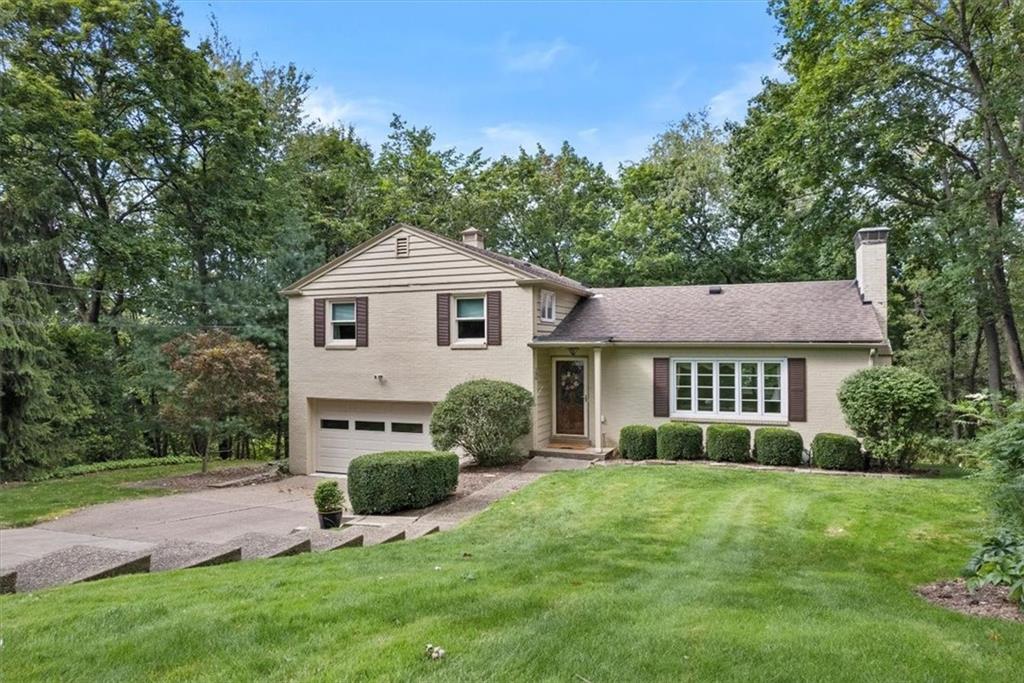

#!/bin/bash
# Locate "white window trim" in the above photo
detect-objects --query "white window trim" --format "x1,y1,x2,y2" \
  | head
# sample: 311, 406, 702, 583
327, 299, 357, 348
671, 358, 788, 422
540, 290, 556, 323
453, 294, 487, 346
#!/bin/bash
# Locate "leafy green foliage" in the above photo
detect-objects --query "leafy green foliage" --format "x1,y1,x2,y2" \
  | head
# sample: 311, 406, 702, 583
976, 402, 1024, 533
656, 423, 703, 460
430, 380, 533, 466
619, 425, 657, 460
811, 433, 864, 471
839, 367, 942, 470
24, 455, 201, 483
963, 530, 1024, 610
347, 450, 458, 515
313, 479, 344, 513
754, 427, 804, 467
706, 424, 751, 463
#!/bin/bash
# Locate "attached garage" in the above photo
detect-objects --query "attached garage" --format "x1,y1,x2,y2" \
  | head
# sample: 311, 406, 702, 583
314, 400, 434, 474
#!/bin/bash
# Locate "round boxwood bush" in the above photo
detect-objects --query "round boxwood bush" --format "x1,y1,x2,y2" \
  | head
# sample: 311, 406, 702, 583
347, 450, 459, 514
619, 425, 656, 460
657, 423, 703, 460
706, 424, 751, 462
754, 427, 804, 466
313, 479, 344, 512
811, 433, 864, 471
430, 379, 533, 466
838, 366, 941, 470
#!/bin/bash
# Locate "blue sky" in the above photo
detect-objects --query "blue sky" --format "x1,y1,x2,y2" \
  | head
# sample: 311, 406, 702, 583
178, 1, 781, 171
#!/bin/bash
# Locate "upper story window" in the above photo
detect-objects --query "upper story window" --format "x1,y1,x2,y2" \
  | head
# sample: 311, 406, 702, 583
673, 359, 786, 420
330, 301, 356, 346
455, 296, 486, 341
540, 290, 556, 322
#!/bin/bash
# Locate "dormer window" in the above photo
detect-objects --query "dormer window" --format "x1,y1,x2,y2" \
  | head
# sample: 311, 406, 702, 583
540, 290, 556, 322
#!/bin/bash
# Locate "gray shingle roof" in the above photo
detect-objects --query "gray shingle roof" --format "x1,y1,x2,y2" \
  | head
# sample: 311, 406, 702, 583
538, 280, 885, 344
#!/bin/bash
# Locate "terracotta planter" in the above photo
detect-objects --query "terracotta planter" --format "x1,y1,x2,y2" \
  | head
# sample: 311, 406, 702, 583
318, 510, 343, 529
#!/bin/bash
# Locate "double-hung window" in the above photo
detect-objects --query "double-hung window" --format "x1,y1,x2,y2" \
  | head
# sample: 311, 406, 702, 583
330, 301, 356, 346
540, 290, 556, 322
673, 359, 786, 420
455, 296, 486, 342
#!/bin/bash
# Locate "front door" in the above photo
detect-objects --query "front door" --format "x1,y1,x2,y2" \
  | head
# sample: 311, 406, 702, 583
553, 358, 587, 436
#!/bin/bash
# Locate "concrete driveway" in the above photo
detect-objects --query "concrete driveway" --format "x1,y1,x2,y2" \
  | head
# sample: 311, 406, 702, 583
0, 476, 324, 570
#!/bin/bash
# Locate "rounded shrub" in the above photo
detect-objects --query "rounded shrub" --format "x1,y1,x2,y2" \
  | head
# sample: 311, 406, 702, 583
706, 424, 751, 462
313, 479, 344, 512
838, 366, 941, 470
347, 450, 459, 514
430, 379, 533, 466
657, 423, 703, 460
619, 425, 656, 460
754, 427, 804, 467
811, 433, 864, 471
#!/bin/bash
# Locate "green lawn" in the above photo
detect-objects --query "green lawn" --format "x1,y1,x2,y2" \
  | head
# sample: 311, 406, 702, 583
2, 466, 1022, 681
0, 459, 263, 528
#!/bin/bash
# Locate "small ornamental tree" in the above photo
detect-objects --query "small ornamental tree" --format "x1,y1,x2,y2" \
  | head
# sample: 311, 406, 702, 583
838, 367, 942, 471
161, 331, 279, 472
430, 379, 533, 466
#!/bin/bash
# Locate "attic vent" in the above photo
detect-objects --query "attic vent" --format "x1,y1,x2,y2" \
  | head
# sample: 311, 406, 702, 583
395, 236, 410, 258
709, 286, 723, 295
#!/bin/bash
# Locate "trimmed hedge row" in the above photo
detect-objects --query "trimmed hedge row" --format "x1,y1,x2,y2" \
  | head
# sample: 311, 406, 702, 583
620, 425, 657, 460
348, 450, 459, 514
27, 455, 202, 482
754, 427, 804, 466
657, 423, 703, 460
811, 433, 864, 471
617, 424, 865, 471
706, 424, 751, 462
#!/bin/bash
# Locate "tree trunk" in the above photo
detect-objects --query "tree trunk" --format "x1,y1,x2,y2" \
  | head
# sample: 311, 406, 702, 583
967, 325, 982, 394
946, 318, 959, 438
986, 196, 1024, 398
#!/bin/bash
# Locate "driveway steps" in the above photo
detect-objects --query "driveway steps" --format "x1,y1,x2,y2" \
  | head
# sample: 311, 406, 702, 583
149, 540, 242, 572
13, 545, 151, 593
293, 528, 364, 552
228, 532, 311, 560
1, 570, 16, 594
360, 527, 406, 545
406, 523, 441, 539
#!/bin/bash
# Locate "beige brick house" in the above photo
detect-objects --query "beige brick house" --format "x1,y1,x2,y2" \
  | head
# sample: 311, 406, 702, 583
282, 224, 891, 474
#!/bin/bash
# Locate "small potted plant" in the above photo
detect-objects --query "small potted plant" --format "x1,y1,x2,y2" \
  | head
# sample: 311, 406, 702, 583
314, 479, 344, 529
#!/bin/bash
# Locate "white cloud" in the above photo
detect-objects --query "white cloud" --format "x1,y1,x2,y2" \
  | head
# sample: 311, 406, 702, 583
707, 61, 785, 125
647, 68, 697, 113
578, 127, 599, 141
500, 36, 572, 72
302, 86, 393, 144
480, 123, 550, 155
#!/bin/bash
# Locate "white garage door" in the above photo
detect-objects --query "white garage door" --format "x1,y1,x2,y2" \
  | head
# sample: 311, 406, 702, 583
316, 400, 434, 474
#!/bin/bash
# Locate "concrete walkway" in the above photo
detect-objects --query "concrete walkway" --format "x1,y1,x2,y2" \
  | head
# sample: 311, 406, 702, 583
0, 461, 566, 572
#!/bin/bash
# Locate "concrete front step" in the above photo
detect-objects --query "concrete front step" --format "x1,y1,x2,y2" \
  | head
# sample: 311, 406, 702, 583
528, 445, 615, 461
228, 533, 311, 560
149, 540, 242, 572
357, 527, 406, 546
406, 523, 441, 540
291, 528, 364, 552
13, 545, 151, 593
1, 570, 17, 594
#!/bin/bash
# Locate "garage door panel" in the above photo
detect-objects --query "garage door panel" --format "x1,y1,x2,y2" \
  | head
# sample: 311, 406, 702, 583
316, 400, 433, 474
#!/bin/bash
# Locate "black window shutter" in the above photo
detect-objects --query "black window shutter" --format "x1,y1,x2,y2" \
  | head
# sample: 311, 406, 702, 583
313, 299, 326, 347
653, 357, 669, 417
486, 291, 502, 346
355, 297, 368, 347
437, 293, 450, 346
788, 358, 807, 422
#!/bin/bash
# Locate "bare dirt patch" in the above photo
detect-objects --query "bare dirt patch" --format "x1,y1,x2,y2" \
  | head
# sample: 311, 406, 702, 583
124, 465, 276, 492
917, 578, 1023, 623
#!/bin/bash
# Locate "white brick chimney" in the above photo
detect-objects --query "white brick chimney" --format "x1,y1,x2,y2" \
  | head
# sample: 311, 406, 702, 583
461, 227, 485, 250
855, 227, 889, 335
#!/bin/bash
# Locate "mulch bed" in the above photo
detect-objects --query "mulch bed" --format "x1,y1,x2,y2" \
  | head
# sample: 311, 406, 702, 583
917, 578, 1023, 623
124, 465, 275, 491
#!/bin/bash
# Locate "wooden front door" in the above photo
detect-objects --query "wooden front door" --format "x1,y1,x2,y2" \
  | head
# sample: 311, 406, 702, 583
553, 358, 587, 436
